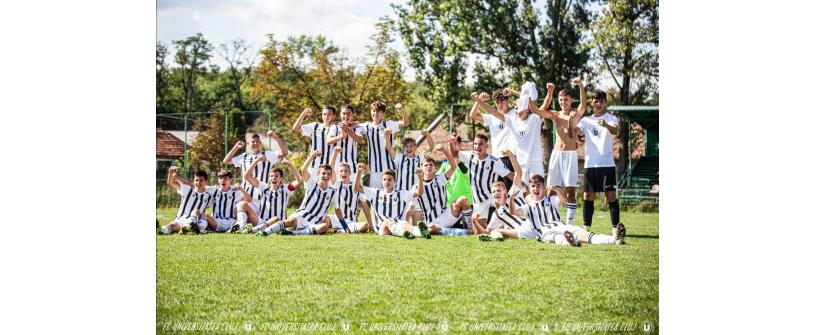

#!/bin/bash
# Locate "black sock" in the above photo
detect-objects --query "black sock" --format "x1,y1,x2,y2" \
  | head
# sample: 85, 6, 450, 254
583, 200, 594, 227
609, 200, 620, 228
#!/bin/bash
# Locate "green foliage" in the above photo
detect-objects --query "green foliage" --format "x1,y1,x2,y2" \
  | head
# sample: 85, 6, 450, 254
156, 208, 658, 332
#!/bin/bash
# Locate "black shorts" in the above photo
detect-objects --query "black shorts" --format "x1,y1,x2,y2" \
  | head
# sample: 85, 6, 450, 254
583, 167, 617, 193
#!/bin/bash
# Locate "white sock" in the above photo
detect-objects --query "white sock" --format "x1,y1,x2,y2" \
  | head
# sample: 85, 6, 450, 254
263, 222, 284, 235
489, 230, 504, 239
160, 226, 171, 235
441, 228, 466, 236
461, 209, 473, 230
292, 228, 312, 235
389, 223, 404, 237
566, 203, 578, 225
236, 211, 248, 227
252, 222, 268, 233
411, 226, 422, 236
588, 233, 616, 245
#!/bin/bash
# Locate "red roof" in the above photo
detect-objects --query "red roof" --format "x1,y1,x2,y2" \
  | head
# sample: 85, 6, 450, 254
156, 128, 185, 159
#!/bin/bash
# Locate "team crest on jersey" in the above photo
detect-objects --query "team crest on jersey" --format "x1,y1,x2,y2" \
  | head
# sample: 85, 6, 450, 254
498, 123, 504, 129
593, 127, 600, 136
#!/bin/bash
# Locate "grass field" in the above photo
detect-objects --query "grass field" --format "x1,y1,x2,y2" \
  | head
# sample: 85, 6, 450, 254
157, 208, 658, 334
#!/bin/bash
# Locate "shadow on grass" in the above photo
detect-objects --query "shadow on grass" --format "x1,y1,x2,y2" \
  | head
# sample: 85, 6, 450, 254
628, 234, 659, 239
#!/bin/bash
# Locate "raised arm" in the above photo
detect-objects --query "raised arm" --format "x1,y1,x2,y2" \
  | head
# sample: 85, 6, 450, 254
468, 93, 484, 122
292, 108, 312, 133
384, 128, 395, 158
166, 166, 181, 191
266, 131, 288, 158
354, 163, 367, 193
508, 187, 525, 216
222, 141, 245, 164
436, 144, 457, 180
447, 135, 460, 158
283, 159, 303, 190
243, 155, 267, 188
421, 129, 434, 150
234, 183, 252, 202
529, 83, 556, 119
412, 168, 424, 198
328, 146, 343, 184
341, 123, 365, 143
598, 117, 620, 136
502, 87, 521, 98
475, 92, 504, 122
501, 149, 522, 187
571, 77, 587, 126
300, 150, 320, 182
396, 103, 409, 129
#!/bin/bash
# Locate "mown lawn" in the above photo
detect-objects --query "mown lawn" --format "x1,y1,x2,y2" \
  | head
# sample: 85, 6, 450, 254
156, 208, 658, 334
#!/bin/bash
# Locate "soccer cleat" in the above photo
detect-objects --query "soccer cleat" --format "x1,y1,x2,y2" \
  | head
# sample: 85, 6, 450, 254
583, 225, 592, 232
280, 229, 294, 236
238, 223, 254, 234
478, 234, 493, 242
614, 223, 626, 245
417, 221, 431, 239
255, 231, 268, 237
230, 223, 242, 233
181, 225, 191, 234
563, 231, 581, 247
190, 223, 202, 235
403, 231, 416, 239
156, 227, 163, 235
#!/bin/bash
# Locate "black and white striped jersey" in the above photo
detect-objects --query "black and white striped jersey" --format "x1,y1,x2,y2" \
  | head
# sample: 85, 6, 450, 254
360, 120, 400, 173
361, 187, 412, 228
211, 188, 242, 220
293, 180, 340, 225
301, 122, 341, 168
394, 153, 421, 191
174, 184, 216, 219
231, 151, 279, 196
412, 174, 449, 223
334, 182, 361, 222
486, 206, 527, 230
252, 181, 294, 221
337, 125, 363, 174
458, 152, 512, 204
520, 195, 563, 231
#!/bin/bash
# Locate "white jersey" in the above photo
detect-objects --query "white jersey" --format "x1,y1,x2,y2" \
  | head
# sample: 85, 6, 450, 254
520, 195, 563, 232
394, 153, 422, 191
337, 125, 363, 174
301, 122, 341, 168
458, 151, 512, 204
252, 181, 294, 221
211, 187, 242, 220
175, 184, 216, 219
362, 187, 413, 227
486, 205, 527, 230
578, 113, 619, 168
293, 179, 339, 225
360, 120, 400, 173
507, 113, 543, 165
481, 109, 518, 157
334, 182, 361, 222
411, 174, 449, 223
231, 151, 279, 196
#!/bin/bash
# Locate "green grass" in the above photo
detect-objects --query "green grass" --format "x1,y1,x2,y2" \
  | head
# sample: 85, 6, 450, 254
157, 208, 658, 334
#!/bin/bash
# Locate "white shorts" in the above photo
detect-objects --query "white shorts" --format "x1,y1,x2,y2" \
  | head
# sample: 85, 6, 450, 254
328, 215, 367, 233
380, 218, 410, 236
539, 224, 571, 241
246, 202, 282, 223
290, 211, 317, 230
214, 218, 236, 232
547, 150, 578, 187
472, 200, 493, 221
521, 161, 545, 184
516, 221, 539, 240
368, 172, 384, 188
175, 216, 205, 228
426, 207, 460, 228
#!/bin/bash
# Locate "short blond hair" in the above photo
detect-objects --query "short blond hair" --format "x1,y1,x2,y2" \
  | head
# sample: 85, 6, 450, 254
490, 181, 506, 190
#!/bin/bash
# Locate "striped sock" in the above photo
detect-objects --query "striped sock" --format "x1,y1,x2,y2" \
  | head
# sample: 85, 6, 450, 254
160, 226, 171, 235
565, 203, 578, 225
236, 211, 248, 228
588, 232, 615, 245
263, 222, 284, 235
252, 223, 268, 233
461, 208, 473, 230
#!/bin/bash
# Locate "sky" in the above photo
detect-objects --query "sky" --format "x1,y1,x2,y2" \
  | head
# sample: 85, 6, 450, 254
157, 0, 410, 73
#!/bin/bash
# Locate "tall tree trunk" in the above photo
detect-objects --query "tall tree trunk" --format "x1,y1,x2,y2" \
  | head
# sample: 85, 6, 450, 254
543, 0, 562, 171
616, 46, 633, 182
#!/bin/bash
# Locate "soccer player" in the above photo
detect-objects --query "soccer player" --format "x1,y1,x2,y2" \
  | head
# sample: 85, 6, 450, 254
223, 131, 289, 196
359, 101, 409, 188
529, 78, 587, 225
450, 136, 520, 235
384, 128, 422, 192
324, 146, 371, 234
500, 82, 547, 184
199, 170, 244, 233
354, 163, 429, 239
293, 106, 341, 181
328, 104, 364, 181
157, 167, 215, 235
234, 155, 304, 233
476, 180, 569, 243
412, 144, 472, 236
468, 90, 519, 188
510, 175, 625, 245
256, 152, 349, 236
576, 90, 621, 230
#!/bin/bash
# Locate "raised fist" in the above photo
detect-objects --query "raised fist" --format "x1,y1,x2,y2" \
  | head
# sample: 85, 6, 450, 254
414, 167, 424, 177
266, 131, 277, 138
169, 166, 179, 174
334, 146, 343, 153
357, 163, 368, 173
384, 128, 392, 136
235, 141, 245, 149
281, 159, 291, 165
546, 83, 555, 92
500, 149, 514, 157
571, 77, 582, 86
303, 108, 313, 116
256, 155, 267, 162
311, 151, 322, 158
421, 129, 430, 137
470, 92, 480, 101
502, 88, 511, 96
597, 118, 606, 127
478, 92, 491, 101
395, 103, 404, 111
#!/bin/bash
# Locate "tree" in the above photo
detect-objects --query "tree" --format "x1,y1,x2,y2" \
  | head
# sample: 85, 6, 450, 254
173, 33, 214, 114
218, 39, 257, 111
